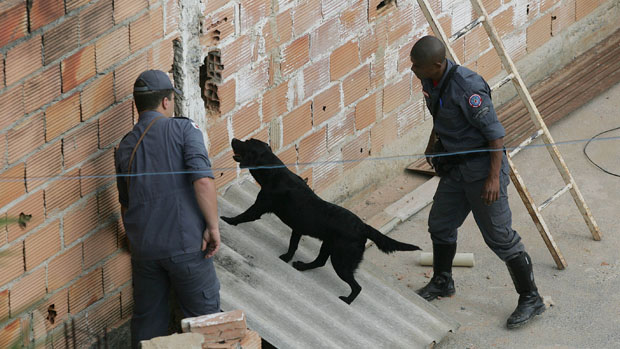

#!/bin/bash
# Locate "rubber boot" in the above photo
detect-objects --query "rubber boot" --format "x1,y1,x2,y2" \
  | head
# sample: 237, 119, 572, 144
417, 243, 457, 301
506, 251, 546, 329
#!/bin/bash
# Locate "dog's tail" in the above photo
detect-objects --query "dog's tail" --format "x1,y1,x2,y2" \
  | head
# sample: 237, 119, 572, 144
365, 225, 421, 254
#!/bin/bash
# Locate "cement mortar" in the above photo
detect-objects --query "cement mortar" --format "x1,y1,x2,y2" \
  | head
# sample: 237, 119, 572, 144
364, 81, 620, 348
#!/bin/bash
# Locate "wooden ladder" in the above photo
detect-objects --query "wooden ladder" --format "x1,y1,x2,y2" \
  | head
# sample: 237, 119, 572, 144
414, 0, 602, 269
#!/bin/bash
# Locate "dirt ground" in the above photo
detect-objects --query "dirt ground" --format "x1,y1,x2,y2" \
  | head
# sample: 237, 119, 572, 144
352, 81, 620, 348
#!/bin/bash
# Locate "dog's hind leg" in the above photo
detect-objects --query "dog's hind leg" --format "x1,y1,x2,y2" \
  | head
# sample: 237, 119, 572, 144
279, 231, 301, 262
331, 247, 363, 304
292, 242, 331, 271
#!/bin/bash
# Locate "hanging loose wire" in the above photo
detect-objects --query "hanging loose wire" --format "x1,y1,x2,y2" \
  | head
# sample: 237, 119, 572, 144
583, 126, 620, 178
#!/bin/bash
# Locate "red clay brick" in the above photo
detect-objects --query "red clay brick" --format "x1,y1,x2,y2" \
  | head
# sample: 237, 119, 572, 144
387, 5, 414, 45
44, 169, 81, 216
360, 28, 378, 62
370, 57, 385, 89
103, 250, 131, 293
24, 64, 62, 113
46, 92, 81, 141
0, 290, 8, 323
97, 184, 120, 222
397, 41, 415, 74
482, 0, 501, 13
342, 64, 371, 107
47, 244, 83, 291
0, 1, 27, 48
114, 0, 148, 23
341, 0, 367, 34
44, 16, 79, 64
7, 190, 45, 243
240, 0, 271, 32
83, 292, 122, 336
330, 41, 360, 81
313, 84, 340, 125
369, 0, 393, 21
355, 92, 380, 131
263, 81, 289, 123
130, 7, 164, 53
64, 196, 98, 245
303, 57, 330, 98
576, 0, 601, 21
0, 85, 24, 131
62, 45, 96, 93
0, 319, 21, 348
281, 35, 310, 76
83, 223, 117, 269
213, 150, 236, 189
201, 6, 234, 47
477, 48, 502, 80
237, 58, 269, 104
342, 131, 369, 171
95, 26, 130, 73
298, 128, 326, 164
541, 0, 560, 13
464, 26, 490, 63
82, 73, 115, 120
166, 0, 180, 34
36, 288, 69, 332
321, 0, 347, 19
310, 18, 341, 59
114, 52, 148, 101
7, 114, 45, 164
283, 101, 312, 146
207, 117, 230, 156
0, 242, 24, 287
5, 35, 42, 86
99, 101, 134, 148
232, 101, 261, 140
451, 36, 465, 66
527, 15, 552, 54
79, 0, 114, 44
25, 140, 63, 190
383, 73, 411, 114
312, 152, 341, 192
551, 0, 576, 37
25, 220, 61, 270
292, 0, 322, 36
0, 52, 4, 87
30, 0, 64, 31
276, 146, 297, 166
493, 6, 515, 38
63, 121, 99, 169
120, 284, 133, 318
80, 149, 115, 195
217, 78, 236, 116
371, 113, 397, 154
10, 266, 46, 316
263, 9, 292, 53
66, 0, 90, 12
68, 267, 103, 313
396, 99, 424, 136
220, 36, 252, 80
0, 164, 26, 208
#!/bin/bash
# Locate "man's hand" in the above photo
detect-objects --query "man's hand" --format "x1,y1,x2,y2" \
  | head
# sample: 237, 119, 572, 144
481, 175, 500, 205
425, 131, 437, 168
202, 228, 221, 258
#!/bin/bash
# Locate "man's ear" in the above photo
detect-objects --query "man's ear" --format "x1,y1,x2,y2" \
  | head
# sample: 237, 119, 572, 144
162, 96, 171, 110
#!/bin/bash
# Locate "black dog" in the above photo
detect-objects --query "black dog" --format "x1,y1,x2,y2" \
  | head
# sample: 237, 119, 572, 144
221, 138, 421, 304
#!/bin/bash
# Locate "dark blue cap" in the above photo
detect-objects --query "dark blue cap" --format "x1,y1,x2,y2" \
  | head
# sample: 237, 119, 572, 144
134, 70, 182, 95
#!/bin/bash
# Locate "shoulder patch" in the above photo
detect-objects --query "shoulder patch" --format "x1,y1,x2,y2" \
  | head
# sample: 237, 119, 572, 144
191, 121, 200, 129
468, 94, 482, 108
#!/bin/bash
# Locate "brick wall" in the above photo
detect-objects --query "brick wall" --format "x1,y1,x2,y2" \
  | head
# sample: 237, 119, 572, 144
199, 0, 608, 194
0, 0, 179, 347
0, 0, 610, 346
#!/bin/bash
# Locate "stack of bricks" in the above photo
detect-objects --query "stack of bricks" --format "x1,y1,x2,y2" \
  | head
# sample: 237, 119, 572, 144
199, 0, 605, 194
0, 0, 180, 347
181, 310, 261, 349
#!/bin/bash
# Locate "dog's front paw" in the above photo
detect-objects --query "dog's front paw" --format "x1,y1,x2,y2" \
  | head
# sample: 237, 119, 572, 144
292, 261, 309, 271
220, 216, 238, 226
279, 253, 293, 263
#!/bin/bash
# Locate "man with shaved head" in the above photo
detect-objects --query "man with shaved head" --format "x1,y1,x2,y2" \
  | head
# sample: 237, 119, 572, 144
410, 35, 545, 329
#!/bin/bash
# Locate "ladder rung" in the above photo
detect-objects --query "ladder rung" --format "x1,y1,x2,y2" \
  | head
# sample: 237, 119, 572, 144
509, 129, 544, 157
490, 73, 514, 91
538, 183, 573, 211
449, 16, 486, 43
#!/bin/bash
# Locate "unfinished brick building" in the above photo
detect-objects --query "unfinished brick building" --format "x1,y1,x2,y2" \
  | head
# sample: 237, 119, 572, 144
0, 0, 616, 347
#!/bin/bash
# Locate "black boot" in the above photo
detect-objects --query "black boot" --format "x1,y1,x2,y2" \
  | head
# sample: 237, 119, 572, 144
417, 243, 457, 301
506, 251, 545, 329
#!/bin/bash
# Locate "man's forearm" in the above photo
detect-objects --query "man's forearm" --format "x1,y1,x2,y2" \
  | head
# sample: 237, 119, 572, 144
194, 177, 219, 231
488, 138, 503, 178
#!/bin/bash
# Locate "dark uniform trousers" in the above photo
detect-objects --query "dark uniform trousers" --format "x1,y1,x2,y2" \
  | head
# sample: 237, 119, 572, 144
130, 250, 220, 348
428, 165, 525, 261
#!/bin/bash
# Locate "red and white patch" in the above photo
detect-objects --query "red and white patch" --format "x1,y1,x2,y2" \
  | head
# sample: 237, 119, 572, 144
422, 90, 430, 98
191, 122, 200, 129
468, 94, 482, 108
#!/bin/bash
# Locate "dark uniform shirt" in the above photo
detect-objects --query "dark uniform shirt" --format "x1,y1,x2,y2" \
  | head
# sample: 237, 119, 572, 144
115, 111, 215, 260
422, 59, 509, 182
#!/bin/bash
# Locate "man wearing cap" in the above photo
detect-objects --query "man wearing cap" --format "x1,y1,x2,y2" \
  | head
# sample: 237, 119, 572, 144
410, 36, 545, 329
115, 70, 221, 347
